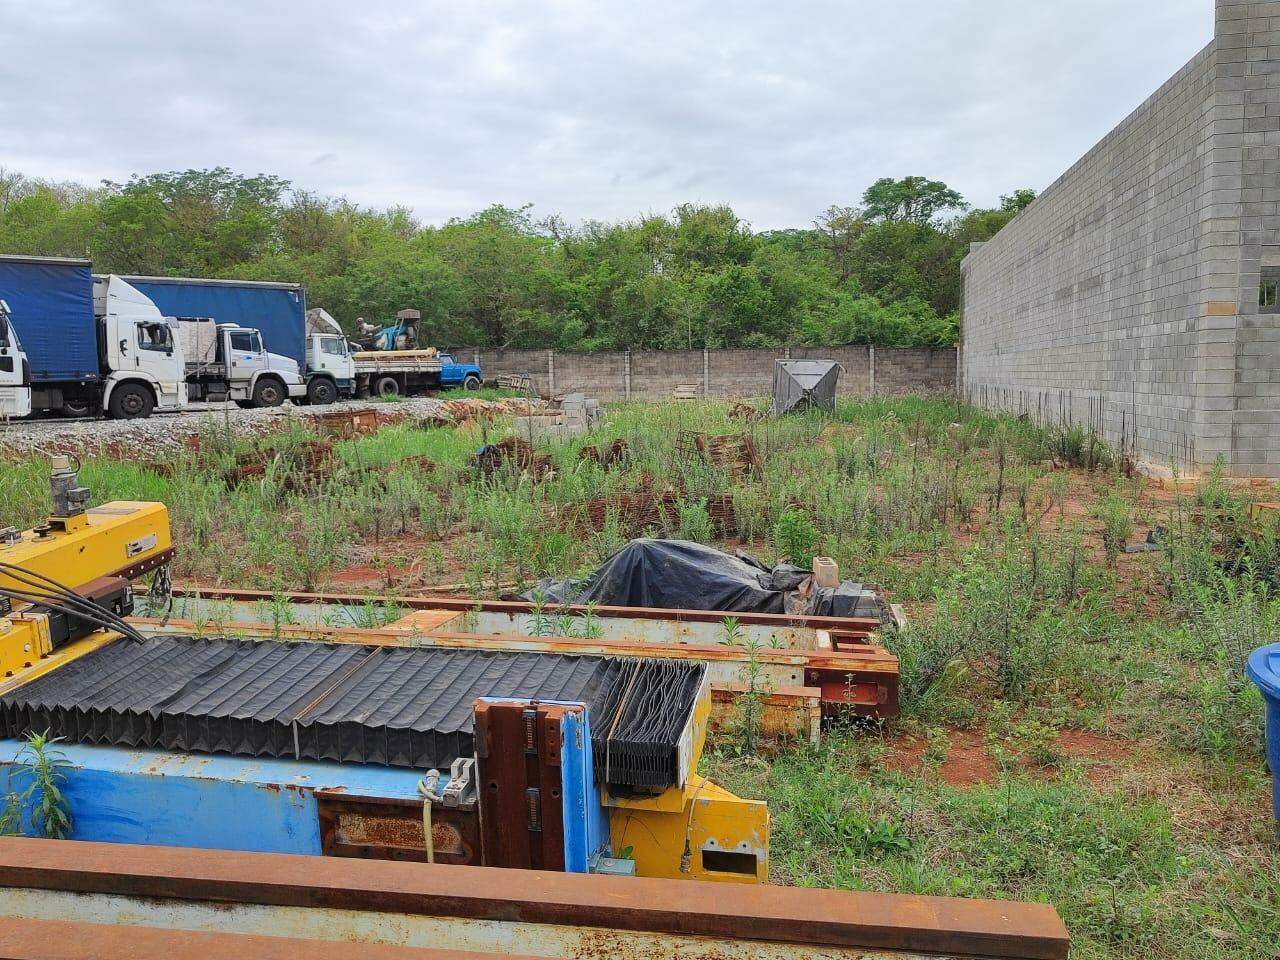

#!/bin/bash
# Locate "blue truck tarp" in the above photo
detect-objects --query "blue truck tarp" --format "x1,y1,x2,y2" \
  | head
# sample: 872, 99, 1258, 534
0, 256, 99, 382
121, 276, 307, 368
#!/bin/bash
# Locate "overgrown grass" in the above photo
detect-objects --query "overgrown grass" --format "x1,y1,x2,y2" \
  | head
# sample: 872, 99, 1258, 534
3, 395, 1279, 959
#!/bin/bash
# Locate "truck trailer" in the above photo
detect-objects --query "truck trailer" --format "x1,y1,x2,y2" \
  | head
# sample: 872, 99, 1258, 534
120, 275, 353, 404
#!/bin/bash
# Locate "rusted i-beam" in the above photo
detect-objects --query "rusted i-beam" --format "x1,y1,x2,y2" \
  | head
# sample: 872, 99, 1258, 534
166, 583, 884, 635
0, 838, 1069, 959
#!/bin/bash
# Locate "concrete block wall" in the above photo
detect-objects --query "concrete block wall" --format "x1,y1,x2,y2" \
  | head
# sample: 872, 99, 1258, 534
467, 346, 956, 401
961, 1, 1280, 477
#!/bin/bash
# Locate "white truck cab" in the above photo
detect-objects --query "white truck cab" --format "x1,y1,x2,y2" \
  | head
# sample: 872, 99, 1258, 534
181, 319, 307, 407
94, 275, 188, 419
0, 299, 32, 419
303, 308, 356, 402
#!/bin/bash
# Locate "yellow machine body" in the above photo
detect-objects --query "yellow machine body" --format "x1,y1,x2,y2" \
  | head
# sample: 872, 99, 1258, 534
600, 678, 770, 884
0, 502, 172, 681
608, 775, 770, 883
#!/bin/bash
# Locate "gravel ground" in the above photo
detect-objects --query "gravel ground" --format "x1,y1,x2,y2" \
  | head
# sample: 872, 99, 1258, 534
0, 396, 536, 458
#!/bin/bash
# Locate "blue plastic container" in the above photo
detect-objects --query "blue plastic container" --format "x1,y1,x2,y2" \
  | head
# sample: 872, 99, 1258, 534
1247, 643, 1280, 825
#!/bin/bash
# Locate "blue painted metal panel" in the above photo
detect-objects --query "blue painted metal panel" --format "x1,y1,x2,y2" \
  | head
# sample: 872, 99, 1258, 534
0, 740, 423, 855
123, 277, 306, 368
0, 258, 98, 382
559, 707, 610, 872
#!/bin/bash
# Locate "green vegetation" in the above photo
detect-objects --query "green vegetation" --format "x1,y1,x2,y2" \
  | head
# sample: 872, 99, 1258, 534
0, 167, 1034, 350
3, 394, 1280, 958
1, 731, 73, 840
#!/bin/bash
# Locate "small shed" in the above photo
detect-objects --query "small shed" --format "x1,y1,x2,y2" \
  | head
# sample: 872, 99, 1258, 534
772, 359, 841, 415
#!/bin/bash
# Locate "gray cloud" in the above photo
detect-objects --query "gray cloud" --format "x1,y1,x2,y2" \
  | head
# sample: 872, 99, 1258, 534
0, 0, 1213, 229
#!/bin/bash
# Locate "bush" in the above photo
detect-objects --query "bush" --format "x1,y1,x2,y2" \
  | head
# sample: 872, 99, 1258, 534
773, 508, 818, 567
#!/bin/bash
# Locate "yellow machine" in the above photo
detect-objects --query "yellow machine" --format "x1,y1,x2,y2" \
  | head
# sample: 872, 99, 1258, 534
0, 457, 172, 682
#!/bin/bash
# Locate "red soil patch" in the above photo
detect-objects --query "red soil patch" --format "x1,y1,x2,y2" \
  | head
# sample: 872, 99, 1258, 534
1053, 729, 1133, 788
886, 729, 997, 788
887, 727, 1135, 790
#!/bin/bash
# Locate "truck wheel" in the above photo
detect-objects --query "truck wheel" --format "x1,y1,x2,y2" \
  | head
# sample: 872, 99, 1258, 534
307, 378, 338, 406
252, 378, 287, 408
108, 384, 155, 420
60, 400, 93, 418
374, 376, 401, 399
463, 374, 482, 391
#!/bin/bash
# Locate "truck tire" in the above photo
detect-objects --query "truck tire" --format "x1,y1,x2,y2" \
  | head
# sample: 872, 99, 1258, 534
60, 400, 93, 418
374, 376, 401, 399
108, 383, 155, 420
463, 374, 482, 391
252, 377, 287, 408
307, 377, 338, 406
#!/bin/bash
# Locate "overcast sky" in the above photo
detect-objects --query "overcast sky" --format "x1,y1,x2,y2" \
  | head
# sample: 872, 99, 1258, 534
1, 0, 1213, 230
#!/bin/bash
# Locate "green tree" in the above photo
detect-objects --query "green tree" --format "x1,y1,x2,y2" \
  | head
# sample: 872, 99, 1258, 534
862, 176, 967, 225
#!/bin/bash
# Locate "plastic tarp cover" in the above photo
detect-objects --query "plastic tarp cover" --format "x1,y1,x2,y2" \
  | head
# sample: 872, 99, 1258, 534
0, 259, 98, 382
524, 539, 888, 622
125, 278, 307, 368
772, 359, 840, 415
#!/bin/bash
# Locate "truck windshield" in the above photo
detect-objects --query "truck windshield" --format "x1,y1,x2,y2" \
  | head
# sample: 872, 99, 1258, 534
229, 331, 263, 353
320, 337, 346, 357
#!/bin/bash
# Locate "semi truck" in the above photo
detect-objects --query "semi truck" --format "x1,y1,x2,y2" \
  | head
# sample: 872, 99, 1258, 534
120, 276, 354, 404
0, 255, 304, 419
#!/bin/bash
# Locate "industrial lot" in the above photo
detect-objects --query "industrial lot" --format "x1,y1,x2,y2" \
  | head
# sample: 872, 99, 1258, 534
2, 3, 1280, 960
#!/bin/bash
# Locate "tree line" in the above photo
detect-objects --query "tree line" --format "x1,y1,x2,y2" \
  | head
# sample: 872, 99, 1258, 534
0, 167, 1034, 351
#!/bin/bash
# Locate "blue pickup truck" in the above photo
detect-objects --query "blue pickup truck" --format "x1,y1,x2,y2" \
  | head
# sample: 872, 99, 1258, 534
352, 349, 483, 398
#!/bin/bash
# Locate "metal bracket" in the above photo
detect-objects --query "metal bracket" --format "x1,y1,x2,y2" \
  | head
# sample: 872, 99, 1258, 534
442, 757, 476, 809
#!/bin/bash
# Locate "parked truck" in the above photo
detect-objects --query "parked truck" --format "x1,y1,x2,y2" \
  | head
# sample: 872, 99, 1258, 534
120, 275, 353, 404
0, 255, 192, 419
352, 308, 482, 397
0, 298, 32, 419
0, 255, 307, 419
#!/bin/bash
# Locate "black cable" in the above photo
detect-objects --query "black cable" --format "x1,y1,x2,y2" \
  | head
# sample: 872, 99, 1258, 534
0, 585, 147, 641
0, 577, 146, 644
0, 560, 147, 640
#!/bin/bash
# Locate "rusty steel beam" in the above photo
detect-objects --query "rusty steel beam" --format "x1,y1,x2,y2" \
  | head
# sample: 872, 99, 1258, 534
0, 838, 1069, 959
167, 583, 883, 635
0, 916, 542, 960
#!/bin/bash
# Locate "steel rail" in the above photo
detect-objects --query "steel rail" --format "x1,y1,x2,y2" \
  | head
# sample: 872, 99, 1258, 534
0, 838, 1070, 959
165, 582, 884, 635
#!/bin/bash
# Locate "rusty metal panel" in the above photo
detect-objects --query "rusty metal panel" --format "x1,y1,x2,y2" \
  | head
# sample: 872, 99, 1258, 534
475, 702, 567, 871
0, 838, 1071, 959
316, 793, 480, 866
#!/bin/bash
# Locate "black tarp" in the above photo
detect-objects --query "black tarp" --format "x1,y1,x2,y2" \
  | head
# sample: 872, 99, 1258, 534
0, 636, 704, 789
523, 539, 889, 622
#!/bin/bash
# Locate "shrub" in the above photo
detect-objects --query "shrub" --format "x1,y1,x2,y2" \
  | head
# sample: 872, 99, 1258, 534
773, 508, 818, 567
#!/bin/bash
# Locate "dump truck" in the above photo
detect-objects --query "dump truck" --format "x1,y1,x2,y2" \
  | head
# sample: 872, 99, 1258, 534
118, 275, 352, 404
